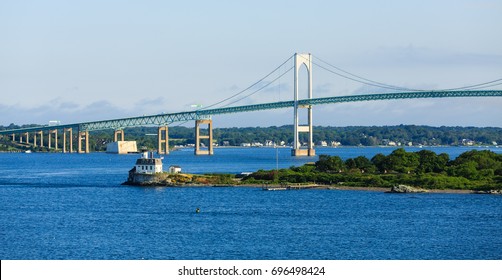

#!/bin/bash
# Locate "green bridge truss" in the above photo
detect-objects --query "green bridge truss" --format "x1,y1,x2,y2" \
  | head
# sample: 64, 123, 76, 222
1, 90, 502, 135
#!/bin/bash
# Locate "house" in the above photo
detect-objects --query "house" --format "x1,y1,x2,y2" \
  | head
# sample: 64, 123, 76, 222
135, 151, 163, 174
317, 141, 328, 147
462, 139, 475, 146
169, 165, 182, 174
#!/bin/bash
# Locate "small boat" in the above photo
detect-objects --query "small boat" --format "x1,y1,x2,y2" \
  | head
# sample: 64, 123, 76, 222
24, 150, 32, 153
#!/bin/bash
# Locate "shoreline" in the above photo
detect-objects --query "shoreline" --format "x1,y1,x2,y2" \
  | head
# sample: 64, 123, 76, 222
125, 181, 488, 194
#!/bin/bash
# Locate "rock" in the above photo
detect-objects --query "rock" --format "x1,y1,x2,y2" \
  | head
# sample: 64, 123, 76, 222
473, 189, 502, 195
389, 184, 427, 193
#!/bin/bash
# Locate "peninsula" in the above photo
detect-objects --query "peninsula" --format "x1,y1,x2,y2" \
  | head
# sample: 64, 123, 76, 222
124, 148, 502, 194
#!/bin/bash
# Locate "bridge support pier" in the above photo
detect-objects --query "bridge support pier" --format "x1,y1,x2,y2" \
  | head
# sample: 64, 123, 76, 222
292, 53, 315, 157
158, 126, 169, 154
63, 128, 73, 153
38, 131, 44, 147
195, 119, 213, 155
24, 132, 29, 145
48, 130, 58, 151
78, 130, 89, 153
114, 129, 124, 142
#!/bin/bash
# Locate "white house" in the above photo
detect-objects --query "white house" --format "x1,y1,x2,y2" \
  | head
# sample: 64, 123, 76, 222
318, 141, 328, 147
135, 152, 163, 174
169, 165, 182, 174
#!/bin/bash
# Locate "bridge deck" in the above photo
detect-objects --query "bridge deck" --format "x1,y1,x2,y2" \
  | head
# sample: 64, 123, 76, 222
1, 90, 501, 134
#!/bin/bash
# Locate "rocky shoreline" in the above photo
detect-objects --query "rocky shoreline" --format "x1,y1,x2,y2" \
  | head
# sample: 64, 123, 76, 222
123, 176, 501, 195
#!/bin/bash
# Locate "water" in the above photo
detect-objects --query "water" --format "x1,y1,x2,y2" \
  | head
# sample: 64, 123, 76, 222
1, 147, 501, 259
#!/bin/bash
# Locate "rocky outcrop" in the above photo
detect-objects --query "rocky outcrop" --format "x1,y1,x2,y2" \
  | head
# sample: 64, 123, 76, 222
473, 189, 502, 195
388, 184, 428, 193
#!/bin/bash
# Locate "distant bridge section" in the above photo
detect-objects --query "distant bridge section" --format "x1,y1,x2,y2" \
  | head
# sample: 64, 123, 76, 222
2, 90, 501, 134
47, 89, 502, 130
199, 90, 502, 116
1, 90, 502, 154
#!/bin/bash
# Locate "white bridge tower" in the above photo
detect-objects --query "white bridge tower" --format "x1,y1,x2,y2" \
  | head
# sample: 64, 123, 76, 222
292, 53, 315, 156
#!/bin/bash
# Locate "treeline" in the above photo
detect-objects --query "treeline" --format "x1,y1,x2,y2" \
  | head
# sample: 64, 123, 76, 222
80, 125, 502, 150
244, 149, 502, 190
1, 124, 501, 151
121, 125, 501, 147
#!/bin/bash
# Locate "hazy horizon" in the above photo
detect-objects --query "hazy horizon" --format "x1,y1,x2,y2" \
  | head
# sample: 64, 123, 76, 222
2, 1, 501, 127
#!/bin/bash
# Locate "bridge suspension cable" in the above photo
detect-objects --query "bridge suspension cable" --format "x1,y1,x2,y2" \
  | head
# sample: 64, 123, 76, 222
219, 66, 294, 108
313, 54, 502, 92
204, 54, 294, 109
440, 79, 502, 91
312, 55, 423, 92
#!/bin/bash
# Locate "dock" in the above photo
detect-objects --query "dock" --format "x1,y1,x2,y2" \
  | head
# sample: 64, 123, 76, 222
262, 184, 319, 191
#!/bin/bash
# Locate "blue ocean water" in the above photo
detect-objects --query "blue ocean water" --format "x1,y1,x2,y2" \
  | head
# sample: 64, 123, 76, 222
0, 147, 501, 260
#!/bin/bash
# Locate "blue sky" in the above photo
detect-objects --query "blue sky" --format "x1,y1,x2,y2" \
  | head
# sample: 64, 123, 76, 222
1, 0, 501, 127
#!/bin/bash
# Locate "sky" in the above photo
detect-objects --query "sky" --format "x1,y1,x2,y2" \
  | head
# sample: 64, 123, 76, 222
1, 0, 501, 128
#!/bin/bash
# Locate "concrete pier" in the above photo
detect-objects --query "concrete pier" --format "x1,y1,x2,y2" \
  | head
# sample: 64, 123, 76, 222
38, 131, 43, 147
114, 129, 124, 142
195, 119, 213, 155
106, 141, 137, 154
78, 130, 89, 153
48, 129, 58, 150
63, 128, 73, 153
158, 126, 169, 154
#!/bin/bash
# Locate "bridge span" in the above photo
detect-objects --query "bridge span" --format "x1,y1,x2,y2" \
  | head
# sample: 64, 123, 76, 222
1, 53, 502, 156
1, 89, 501, 155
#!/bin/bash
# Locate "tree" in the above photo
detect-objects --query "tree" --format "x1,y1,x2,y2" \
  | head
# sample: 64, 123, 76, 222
447, 150, 502, 180
371, 153, 388, 173
416, 150, 449, 174
347, 156, 374, 173
353, 156, 375, 173
315, 155, 345, 173
386, 148, 419, 173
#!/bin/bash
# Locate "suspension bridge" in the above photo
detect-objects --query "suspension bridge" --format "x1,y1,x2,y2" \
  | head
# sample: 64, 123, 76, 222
1, 53, 502, 156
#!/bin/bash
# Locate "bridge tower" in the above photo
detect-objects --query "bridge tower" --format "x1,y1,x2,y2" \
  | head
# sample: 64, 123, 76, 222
114, 129, 125, 142
48, 129, 58, 151
78, 130, 90, 153
63, 128, 73, 153
195, 119, 213, 155
158, 126, 169, 154
292, 53, 315, 156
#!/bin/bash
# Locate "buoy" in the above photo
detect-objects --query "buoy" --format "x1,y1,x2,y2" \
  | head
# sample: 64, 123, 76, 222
195, 208, 200, 213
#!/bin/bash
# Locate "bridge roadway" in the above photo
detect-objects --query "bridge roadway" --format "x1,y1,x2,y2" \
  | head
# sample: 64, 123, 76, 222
1, 90, 501, 135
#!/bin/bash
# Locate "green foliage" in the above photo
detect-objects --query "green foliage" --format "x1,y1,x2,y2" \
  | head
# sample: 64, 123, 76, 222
447, 150, 502, 181
416, 150, 449, 174
206, 174, 236, 184
315, 155, 345, 172
386, 148, 420, 173
244, 149, 502, 190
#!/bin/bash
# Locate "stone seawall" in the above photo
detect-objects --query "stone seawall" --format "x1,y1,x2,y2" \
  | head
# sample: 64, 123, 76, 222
124, 173, 162, 186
